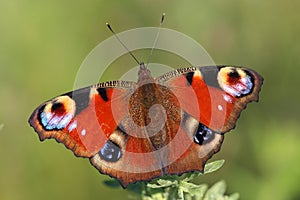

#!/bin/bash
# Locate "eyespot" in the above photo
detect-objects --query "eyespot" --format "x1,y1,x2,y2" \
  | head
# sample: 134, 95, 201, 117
38, 96, 76, 130
217, 67, 254, 97
99, 140, 122, 162
194, 123, 216, 145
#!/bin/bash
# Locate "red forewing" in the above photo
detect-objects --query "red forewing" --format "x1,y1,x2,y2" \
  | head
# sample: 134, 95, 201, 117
29, 81, 135, 157
159, 66, 263, 133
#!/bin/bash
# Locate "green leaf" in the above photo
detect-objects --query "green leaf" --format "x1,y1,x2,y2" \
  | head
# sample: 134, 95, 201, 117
177, 187, 184, 199
147, 179, 177, 188
203, 180, 240, 200
181, 171, 202, 182
204, 180, 226, 200
180, 181, 208, 198
157, 179, 177, 187
203, 160, 225, 174
228, 193, 240, 200
142, 192, 166, 200
181, 160, 225, 182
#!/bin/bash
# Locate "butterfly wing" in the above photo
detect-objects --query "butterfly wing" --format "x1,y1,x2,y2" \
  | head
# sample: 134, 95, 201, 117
29, 80, 165, 187
158, 65, 263, 132
29, 81, 136, 157
157, 65, 263, 175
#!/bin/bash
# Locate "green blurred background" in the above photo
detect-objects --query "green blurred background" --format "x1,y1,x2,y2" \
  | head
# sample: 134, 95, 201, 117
0, 0, 299, 199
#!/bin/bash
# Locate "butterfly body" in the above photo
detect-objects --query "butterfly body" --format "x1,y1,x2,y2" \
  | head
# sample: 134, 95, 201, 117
29, 64, 263, 187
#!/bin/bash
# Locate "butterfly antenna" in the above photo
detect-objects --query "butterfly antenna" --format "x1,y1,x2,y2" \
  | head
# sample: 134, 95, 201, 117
145, 13, 166, 67
106, 23, 140, 65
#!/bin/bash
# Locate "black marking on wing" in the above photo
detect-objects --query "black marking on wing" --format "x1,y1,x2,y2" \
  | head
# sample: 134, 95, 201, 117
185, 72, 194, 85
228, 68, 240, 79
37, 104, 47, 129
51, 102, 63, 112
66, 87, 91, 115
97, 88, 109, 102
194, 123, 217, 145
199, 66, 221, 88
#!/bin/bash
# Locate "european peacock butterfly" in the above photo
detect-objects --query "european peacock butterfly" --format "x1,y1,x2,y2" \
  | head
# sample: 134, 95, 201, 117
28, 17, 263, 188
29, 62, 263, 187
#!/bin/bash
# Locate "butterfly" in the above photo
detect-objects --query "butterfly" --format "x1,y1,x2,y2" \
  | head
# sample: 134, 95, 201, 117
29, 60, 263, 187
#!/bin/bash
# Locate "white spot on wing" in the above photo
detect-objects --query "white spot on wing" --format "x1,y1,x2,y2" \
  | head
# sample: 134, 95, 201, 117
218, 105, 223, 111
81, 129, 86, 136
117, 151, 121, 159
68, 120, 77, 132
223, 94, 233, 103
